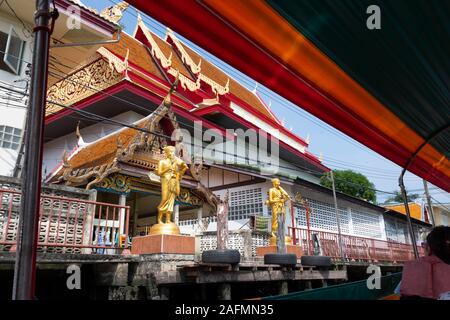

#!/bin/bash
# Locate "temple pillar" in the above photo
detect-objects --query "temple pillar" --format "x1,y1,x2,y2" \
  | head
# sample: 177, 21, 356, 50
82, 189, 97, 254
119, 194, 126, 235
132, 193, 138, 236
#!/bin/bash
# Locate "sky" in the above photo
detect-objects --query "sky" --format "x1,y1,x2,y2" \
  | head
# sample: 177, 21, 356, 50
83, 0, 449, 206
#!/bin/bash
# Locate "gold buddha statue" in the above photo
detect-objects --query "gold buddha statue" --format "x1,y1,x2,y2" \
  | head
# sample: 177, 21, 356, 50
149, 145, 188, 235
265, 178, 292, 245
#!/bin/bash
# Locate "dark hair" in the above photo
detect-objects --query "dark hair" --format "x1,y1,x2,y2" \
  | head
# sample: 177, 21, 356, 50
426, 226, 450, 264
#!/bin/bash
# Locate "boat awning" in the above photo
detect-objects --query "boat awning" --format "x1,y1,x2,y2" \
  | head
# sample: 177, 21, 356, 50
126, 0, 450, 192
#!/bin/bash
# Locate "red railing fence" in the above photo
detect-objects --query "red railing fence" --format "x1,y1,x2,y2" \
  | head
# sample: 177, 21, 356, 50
289, 226, 424, 263
0, 188, 130, 254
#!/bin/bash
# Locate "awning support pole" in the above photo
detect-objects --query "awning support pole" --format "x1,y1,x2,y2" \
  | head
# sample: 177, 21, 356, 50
12, 0, 55, 300
399, 172, 419, 259
422, 179, 436, 227
330, 171, 345, 263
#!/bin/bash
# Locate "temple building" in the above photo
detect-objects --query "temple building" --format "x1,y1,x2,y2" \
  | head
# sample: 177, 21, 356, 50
0, 0, 118, 176
41, 13, 430, 252
42, 15, 327, 236
0, 1, 435, 300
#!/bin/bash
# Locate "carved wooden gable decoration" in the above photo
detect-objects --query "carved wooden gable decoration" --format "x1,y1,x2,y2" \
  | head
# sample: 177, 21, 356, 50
50, 85, 181, 190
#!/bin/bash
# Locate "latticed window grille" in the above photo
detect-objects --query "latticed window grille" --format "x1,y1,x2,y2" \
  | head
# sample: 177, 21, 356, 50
229, 188, 263, 220
295, 198, 349, 234
294, 197, 384, 240
384, 216, 420, 244
351, 208, 382, 239
385, 217, 398, 242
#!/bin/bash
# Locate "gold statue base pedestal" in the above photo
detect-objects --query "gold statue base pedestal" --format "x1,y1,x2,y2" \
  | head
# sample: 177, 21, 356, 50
131, 233, 195, 255
270, 236, 293, 246
256, 244, 303, 258
256, 236, 301, 258
148, 222, 180, 236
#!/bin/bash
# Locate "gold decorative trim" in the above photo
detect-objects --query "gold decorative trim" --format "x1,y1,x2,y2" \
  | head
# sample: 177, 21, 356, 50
199, 74, 229, 95
167, 28, 201, 74
58, 150, 120, 190
97, 47, 129, 74
100, 1, 129, 24
46, 58, 123, 115
96, 173, 132, 193
166, 30, 230, 95
167, 68, 201, 92
178, 188, 201, 206
139, 19, 172, 68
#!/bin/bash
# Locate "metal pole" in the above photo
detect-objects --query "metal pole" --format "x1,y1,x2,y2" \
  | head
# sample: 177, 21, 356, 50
12, 0, 54, 300
422, 179, 436, 227
330, 171, 345, 262
290, 200, 296, 245
399, 173, 419, 259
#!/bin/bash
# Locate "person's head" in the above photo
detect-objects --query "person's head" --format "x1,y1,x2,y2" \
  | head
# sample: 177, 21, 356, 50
426, 226, 450, 264
164, 146, 175, 159
271, 178, 280, 187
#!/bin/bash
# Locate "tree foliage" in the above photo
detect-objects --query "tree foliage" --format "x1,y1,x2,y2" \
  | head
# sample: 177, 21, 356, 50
320, 170, 377, 203
383, 190, 419, 204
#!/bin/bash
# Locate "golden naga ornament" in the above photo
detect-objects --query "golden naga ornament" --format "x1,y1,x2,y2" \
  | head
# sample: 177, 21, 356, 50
265, 178, 292, 246
149, 146, 188, 236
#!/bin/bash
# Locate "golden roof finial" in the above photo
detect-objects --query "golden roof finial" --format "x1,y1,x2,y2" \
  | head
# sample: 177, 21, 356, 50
100, 1, 129, 24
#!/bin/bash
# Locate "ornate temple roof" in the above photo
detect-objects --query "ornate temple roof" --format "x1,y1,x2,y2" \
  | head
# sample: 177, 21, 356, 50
45, 17, 327, 185
103, 33, 165, 80
47, 92, 179, 188
172, 38, 279, 123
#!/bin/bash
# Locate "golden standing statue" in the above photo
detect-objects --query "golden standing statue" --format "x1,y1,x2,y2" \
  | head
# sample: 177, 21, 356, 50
149, 146, 188, 235
265, 178, 292, 245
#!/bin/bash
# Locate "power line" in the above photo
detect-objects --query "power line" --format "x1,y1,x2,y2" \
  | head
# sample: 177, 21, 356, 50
0, 30, 429, 185
0, 25, 420, 198
107, 0, 390, 163
0, 81, 404, 201
430, 196, 450, 211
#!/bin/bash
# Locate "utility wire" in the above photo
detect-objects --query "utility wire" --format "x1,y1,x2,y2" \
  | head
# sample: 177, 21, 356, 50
107, 0, 389, 162
1, 82, 402, 199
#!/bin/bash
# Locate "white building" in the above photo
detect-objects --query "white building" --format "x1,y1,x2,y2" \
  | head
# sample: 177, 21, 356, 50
0, 0, 118, 176
0, 6, 32, 176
